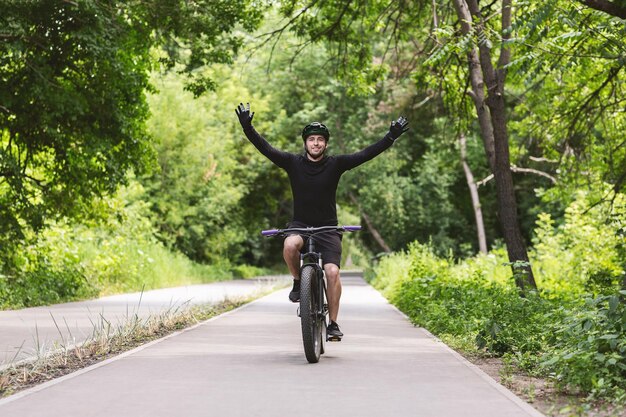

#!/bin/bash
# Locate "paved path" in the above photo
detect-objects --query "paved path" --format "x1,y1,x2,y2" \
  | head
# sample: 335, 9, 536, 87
0, 275, 543, 417
0, 276, 289, 367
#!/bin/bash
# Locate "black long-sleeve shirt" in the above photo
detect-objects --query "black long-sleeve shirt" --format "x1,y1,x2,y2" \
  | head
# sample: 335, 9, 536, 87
243, 125, 395, 226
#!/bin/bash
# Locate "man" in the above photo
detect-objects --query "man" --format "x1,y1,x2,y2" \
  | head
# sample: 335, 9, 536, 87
235, 102, 408, 339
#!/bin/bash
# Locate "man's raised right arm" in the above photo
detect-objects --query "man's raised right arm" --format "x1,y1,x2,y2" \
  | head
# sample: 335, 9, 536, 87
235, 102, 290, 168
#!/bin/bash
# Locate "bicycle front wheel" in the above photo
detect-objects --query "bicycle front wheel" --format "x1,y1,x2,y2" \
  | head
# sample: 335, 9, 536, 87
300, 265, 322, 363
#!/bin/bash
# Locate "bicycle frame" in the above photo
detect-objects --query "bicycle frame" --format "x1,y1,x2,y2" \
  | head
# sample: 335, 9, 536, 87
300, 235, 324, 280
261, 225, 361, 363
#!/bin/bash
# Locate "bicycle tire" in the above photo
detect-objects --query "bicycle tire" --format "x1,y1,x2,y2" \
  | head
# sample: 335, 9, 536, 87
319, 276, 327, 355
300, 265, 322, 363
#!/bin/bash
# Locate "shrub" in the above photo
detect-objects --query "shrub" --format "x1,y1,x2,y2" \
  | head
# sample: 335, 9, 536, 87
541, 292, 626, 399
377, 243, 556, 356
231, 264, 269, 279
531, 192, 624, 297
368, 245, 417, 299
370, 214, 626, 402
0, 182, 233, 309
0, 245, 97, 309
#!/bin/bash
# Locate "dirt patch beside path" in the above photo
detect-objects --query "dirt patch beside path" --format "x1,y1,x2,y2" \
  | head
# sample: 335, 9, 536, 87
471, 357, 625, 417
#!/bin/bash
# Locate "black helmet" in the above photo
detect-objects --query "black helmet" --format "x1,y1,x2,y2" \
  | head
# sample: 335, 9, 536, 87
301, 122, 330, 141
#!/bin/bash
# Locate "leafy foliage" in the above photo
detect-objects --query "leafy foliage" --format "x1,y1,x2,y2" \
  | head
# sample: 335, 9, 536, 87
145, 0, 264, 96
374, 242, 552, 356
532, 191, 625, 296
142, 68, 289, 265
0, 0, 265, 244
0, 0, 154, 240
0, 180, 233, 309
506, 1, 626, 196
542, 292, 626, 399
371, 192, 626, 400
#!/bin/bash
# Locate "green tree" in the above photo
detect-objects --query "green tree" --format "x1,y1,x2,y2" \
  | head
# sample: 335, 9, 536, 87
506, 2, 626, 200
0, 0, 263, 246
142, 69, 287, 265
271, 0, 537, 288
240, 27, 485, 257
271, 0, 626, 290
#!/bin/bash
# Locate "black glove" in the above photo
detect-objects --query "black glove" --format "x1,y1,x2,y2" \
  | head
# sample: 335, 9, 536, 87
389, 116, 409, 140
235, 102, 255, 128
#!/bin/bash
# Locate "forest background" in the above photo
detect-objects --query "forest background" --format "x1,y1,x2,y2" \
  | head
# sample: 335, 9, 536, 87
1, 0, 626, 411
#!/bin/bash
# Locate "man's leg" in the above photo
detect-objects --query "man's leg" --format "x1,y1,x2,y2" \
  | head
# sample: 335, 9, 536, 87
283, 235, 304, 277
324, 263, 343, 339
284, 235, 304, 302
324, 263, 341, 322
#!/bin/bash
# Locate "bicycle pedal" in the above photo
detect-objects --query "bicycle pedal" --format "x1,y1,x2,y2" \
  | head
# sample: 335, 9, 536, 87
327, 336, 342, 342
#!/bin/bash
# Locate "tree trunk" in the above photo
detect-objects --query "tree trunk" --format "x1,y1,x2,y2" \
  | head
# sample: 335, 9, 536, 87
348, 193, 392, 253
459, 133, 488, 254
452, 1, 496, 173
453, 0, 537, 291
466, 52, 496, 173
487, 91, 537, 290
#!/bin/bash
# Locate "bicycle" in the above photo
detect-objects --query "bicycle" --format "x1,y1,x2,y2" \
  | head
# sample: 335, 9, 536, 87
261, 225, 361, 363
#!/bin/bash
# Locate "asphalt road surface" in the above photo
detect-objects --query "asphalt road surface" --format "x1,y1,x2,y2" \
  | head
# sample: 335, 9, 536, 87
0, 277, 288, 367
0, 274, 544, 417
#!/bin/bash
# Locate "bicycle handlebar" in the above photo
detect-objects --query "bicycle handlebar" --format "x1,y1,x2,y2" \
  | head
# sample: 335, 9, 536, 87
261, 225, 361, 237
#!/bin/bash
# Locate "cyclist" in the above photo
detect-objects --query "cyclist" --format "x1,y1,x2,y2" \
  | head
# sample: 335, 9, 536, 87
235, 102, 408, 339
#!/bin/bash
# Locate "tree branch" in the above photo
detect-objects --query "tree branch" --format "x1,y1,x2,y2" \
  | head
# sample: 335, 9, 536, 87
459, 133, 488, 253
432, 0, 439, 35
477, 165, 557, 187
529, 156, 558, 163
566, 66, 622, 139
348, 193, 392, 253
578, 0, 626, 19
250, 1, 317, 70
452, 0, 497, 172
467, 0, 500, 95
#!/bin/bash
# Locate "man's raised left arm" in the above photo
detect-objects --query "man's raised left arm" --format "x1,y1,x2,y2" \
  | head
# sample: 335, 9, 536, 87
338, 116, 409, 170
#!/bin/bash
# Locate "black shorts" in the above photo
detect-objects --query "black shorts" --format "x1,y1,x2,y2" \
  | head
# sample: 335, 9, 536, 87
286, 221, 343, 267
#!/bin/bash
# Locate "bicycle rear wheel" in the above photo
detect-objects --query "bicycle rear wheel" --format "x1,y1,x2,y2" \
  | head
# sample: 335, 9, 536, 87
300, 265, 322, 363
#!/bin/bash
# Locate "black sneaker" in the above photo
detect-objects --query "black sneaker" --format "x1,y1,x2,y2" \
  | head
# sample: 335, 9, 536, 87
289, 279, 300, 303
327, 321, 343, 339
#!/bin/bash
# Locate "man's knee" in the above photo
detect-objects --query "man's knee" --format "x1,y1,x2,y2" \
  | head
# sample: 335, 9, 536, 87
283, 235, 303, 256
324, 263, 340, 282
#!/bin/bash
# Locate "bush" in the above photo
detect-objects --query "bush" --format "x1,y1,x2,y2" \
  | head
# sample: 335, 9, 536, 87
374, 242, 555, 356
1, 221, 97, 308
231, 264, 270, 279
0, 266, 96, 309
367, 247, 415, 298
531, 192, 624, 297
0, 182, 233, 309
541, 292, 626, 399
0, 242, 97, 309
370, 199, 626, 402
